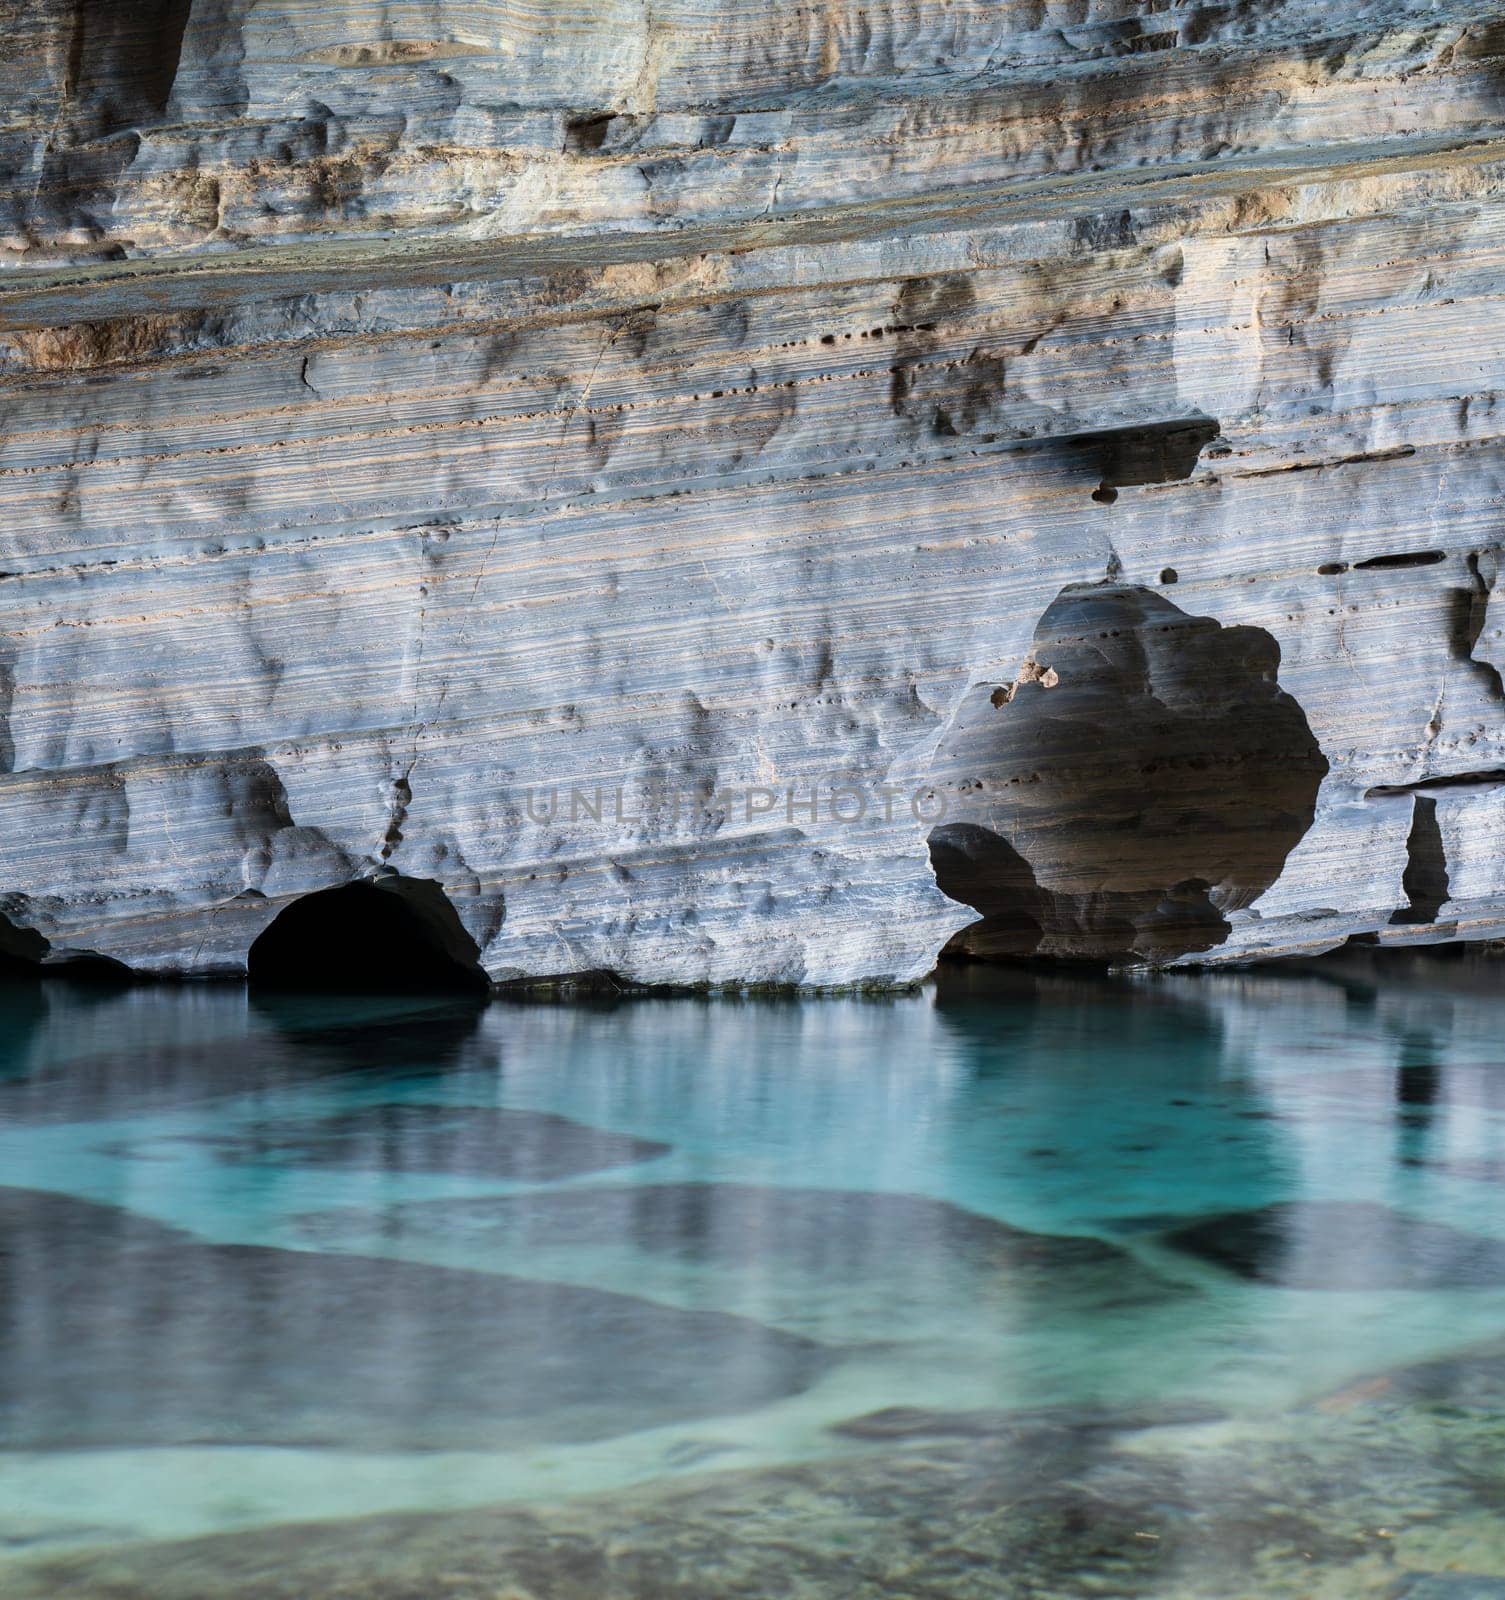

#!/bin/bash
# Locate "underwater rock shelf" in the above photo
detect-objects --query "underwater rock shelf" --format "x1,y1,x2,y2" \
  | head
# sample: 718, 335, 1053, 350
16, 1340, 1505, 1600
2, 3, 1505, 985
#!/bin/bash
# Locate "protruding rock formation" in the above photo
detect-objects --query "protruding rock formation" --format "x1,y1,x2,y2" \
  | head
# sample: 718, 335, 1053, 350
1, 3, 1504, 982
930, 585, 1329, 964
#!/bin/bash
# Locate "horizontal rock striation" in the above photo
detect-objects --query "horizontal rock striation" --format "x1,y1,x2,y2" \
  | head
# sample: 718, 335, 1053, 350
1, 2, 1504, 983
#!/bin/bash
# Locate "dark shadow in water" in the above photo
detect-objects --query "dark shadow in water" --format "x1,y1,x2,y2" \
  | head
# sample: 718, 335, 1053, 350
1397, 1059, 1443, 1119
1404, 1155, 1505, 1184
930, 962, 1232, 1058
0, 1186, 828, 1451
0, 992, 488, 1124
248, 991, 490, 1070
1278, 939, 1505, 999
0, 976, 51, 1057
1161, 1200, 1505, 1290
930, 964, 1251, 1108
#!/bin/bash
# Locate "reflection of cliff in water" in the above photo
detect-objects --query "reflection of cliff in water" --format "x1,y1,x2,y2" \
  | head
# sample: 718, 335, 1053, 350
0, 984, 487, 1123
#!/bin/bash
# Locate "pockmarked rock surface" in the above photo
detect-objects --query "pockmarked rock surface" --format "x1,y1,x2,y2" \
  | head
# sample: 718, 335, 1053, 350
3, 3, 1505, 982
0, 1186, 829, 1449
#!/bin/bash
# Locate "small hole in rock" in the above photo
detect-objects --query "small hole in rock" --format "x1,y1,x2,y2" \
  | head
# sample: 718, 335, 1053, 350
1353, 551, 1446, 571
1092, 485, 1118, 505
1160, 568, 1178, 585
1318, 562, 1349, 576
564, 113, 614, 153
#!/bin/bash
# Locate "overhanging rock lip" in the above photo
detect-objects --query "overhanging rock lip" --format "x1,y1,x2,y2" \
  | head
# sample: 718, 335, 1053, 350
3, 132, 1501, 336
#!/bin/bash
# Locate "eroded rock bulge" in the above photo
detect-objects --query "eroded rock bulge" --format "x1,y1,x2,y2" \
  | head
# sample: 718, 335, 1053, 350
929, 586, 1328, 964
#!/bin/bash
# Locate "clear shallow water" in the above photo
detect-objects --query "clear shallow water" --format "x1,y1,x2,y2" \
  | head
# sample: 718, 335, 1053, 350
3, 955, 1505, 1597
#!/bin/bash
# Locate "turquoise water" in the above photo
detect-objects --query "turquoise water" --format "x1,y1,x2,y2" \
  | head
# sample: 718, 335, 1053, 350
4, 953, 1505, 1597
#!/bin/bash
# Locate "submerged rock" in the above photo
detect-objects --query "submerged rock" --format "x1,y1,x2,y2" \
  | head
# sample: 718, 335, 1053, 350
8, 1389, 1469, 1600
293, 1183, 1184, 1318
1161, 1200, 1505, 1290
1393, 1580, 1505, 1599
170, 1102, 670, 1180
0, 1187, 828, 1450
297, 1182, 1124, 1272
0, 1520, 124, 1553
828, 1399, 1225, 1441
1385, 1338, 1505, 1412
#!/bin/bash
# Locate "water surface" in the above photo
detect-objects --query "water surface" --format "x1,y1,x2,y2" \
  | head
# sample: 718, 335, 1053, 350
4, 954, 1505, 1597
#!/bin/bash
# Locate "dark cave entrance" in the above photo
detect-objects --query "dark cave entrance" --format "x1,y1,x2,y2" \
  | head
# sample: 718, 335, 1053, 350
0, 910, 129, 984
0, 910, 48, 974
247, 879, 489, 994
928, 584, 1328, 965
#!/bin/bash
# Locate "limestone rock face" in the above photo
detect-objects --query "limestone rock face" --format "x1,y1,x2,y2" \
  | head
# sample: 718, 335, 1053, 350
1, 1, 1504, 982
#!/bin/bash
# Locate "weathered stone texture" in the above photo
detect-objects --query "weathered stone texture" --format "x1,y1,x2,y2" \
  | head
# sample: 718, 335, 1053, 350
0, 2, 1504, 981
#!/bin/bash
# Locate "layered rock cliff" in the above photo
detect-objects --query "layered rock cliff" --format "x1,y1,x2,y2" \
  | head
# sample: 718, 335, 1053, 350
1, 0, 1504, 984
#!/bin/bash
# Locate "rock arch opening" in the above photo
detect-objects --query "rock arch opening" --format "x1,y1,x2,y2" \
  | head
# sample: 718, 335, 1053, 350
247, 878, 489, 994
1391, 796, 1451, 926
927, 584, 1327, 965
